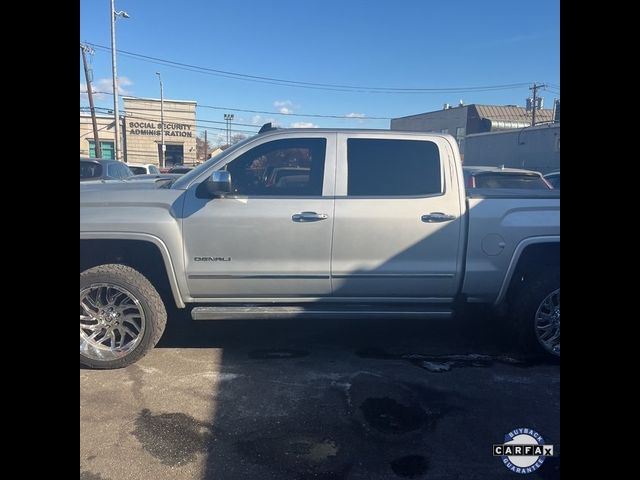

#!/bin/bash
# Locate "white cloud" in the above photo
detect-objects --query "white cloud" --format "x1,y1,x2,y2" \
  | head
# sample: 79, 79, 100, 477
80, 76, 133, 100
345, 112, 367, 124
273, 99, 296, 115
290, 122, 318, 128
252, 115, 277, 127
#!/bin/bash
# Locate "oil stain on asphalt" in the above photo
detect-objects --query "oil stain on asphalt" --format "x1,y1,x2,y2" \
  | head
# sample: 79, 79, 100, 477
390, 455, 429, 478
360, 397, 428, 435
235, 434, 352, 480
80, 471, 109, 480
356, 347, 547, 372
132, 409, 212, 466
248, 349, 309, 359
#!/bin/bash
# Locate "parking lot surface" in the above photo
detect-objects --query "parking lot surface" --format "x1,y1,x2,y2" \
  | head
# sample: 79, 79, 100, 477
80, 311, 560, 480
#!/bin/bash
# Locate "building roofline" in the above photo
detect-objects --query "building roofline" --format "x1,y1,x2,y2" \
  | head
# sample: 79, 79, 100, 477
465, 123, 560, 138
122, 96, 197, 105
392, 105, 471, 121
80, 113, 115, 120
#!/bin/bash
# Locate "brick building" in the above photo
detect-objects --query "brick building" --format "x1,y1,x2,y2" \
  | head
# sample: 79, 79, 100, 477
79, 96, 197, 166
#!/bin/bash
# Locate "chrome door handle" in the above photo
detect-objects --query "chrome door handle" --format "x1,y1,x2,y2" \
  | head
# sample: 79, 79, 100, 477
292, 211, 329, 222
421, 212, 456, 223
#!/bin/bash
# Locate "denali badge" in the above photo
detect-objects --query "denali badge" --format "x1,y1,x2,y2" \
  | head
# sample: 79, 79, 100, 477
194, 256, 232, 262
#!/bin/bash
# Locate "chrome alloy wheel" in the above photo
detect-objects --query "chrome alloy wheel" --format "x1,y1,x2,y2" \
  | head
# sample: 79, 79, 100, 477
534, 288, 560, 356
80, 283, 146, 361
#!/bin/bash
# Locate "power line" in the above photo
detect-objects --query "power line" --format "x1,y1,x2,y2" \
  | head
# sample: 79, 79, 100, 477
89, 91, 392, 120
84, 105, 261, 128
86, 43, 532, 94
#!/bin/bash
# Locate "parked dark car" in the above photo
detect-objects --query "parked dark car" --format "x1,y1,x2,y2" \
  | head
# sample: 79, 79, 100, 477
463, 166, 552, 190
80, 158, 134, 181
544, 171, 560, 189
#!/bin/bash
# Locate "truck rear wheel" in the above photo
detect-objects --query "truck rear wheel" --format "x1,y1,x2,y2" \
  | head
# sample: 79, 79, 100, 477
80, 264, 167, 369
511, 267, 560, 358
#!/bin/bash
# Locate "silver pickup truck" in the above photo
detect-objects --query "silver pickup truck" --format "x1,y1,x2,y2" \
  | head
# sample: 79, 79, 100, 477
80, 126, 560, 369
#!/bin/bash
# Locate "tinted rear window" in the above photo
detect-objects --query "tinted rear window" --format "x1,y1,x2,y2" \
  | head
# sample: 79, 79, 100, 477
347, 138, 441, 196
473, 173, 550, 189
80, 161, 102, 179
129, 166, 146, 175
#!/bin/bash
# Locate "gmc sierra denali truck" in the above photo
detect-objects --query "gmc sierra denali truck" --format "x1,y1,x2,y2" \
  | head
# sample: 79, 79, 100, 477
80, 125, 560, 369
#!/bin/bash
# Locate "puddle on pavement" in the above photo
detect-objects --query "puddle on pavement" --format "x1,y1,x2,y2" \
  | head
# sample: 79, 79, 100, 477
355, 347, 546, 372
132, 409, 211, 466
390, 455, 429, 478
249, 349, 309, 359
360, 397, 428, 434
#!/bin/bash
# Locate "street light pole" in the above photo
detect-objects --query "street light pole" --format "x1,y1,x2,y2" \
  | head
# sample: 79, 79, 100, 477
224, 113, 234, 145
156, 72, 165, 168
110, 0, 129, 161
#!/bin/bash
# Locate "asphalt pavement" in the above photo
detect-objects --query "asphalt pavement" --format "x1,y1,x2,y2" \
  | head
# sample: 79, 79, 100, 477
80, 309, 560, 480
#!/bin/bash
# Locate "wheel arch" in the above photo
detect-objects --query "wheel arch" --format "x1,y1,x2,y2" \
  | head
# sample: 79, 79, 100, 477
80, 233, 185, 309
495, 236, 560, 306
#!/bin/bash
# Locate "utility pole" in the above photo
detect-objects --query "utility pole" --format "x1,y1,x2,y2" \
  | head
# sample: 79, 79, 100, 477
529, 83, 546, 126
80, 43, 102, 158
156, 72, 165, 167
110, 0, 129, 161
204, 129, 208, 161
121, 113, 128, 163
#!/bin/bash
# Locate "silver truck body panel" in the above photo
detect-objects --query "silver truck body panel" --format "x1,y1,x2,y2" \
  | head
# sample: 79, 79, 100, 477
80, 128, 559, 309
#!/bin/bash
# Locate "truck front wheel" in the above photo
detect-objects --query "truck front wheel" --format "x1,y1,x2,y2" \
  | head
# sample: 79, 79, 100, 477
512, 267, 560, 358
80, 264, 167, 369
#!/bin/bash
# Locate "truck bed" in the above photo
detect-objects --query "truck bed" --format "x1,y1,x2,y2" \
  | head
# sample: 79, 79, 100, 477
461, 192, 560, 304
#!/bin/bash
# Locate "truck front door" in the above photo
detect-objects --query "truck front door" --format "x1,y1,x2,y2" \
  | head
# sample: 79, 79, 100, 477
181, 134, 336, 299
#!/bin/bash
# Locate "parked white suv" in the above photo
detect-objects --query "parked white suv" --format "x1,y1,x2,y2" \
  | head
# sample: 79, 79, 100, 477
127, 163, 161, 175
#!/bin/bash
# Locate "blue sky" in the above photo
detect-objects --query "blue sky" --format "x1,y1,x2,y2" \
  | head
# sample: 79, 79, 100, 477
80, 0, 560, 144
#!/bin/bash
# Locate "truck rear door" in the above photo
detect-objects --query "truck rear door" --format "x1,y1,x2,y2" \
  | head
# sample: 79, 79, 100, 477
331, 133, 466, 300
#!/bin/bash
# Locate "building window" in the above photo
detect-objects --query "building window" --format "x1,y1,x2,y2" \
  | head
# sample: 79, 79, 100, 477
88, 141, 114, 159
347, 138, 441, 196
160, 144, 184, 166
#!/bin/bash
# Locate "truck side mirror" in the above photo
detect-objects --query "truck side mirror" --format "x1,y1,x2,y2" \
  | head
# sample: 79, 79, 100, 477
204, 170, 232, 197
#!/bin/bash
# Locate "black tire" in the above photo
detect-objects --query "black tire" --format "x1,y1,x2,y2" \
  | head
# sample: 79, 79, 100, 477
80, 264, 167, 369
511, 266, 560, 358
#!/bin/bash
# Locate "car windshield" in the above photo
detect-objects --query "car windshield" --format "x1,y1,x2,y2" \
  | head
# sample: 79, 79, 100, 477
473, 173, 550, 189
80, 161, 102, 179
172, 135, 257, 189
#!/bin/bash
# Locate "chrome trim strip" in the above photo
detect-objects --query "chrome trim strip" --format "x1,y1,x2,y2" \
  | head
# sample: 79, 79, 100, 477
186, 296, 454, 303
332, 273, 455, 279
188, 274, 330, 279
192, 307, 453, 321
